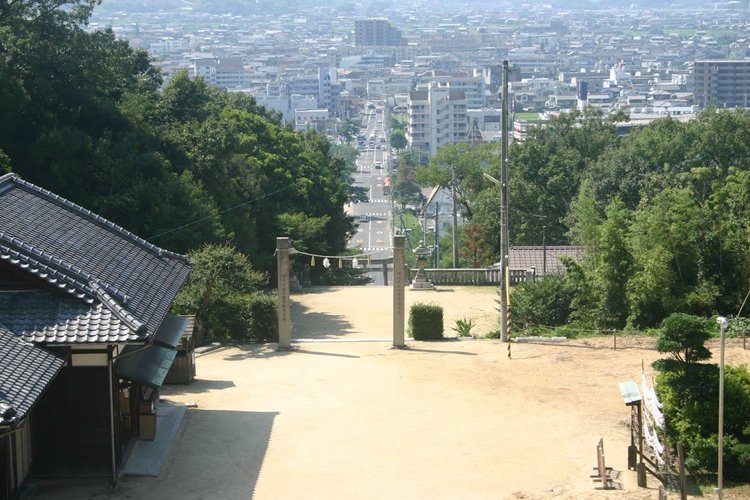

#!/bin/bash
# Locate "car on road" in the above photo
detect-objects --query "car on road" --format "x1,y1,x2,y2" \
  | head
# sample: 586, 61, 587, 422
358, 214, 369, 222
374, 162, 382, 169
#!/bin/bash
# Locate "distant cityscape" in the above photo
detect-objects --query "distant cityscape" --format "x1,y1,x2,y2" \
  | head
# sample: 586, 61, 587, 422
91, 0, 750, 155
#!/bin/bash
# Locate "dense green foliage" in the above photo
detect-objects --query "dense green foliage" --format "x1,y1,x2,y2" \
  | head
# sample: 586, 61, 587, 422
0, 1, 353, 276
653, 314, 750, 480
172, 244, 276, 343
511, 275, 573, 329
415, 106, 750, 327
391, 156, 422, 209
390, 129, 407, 150
408, 303, 444, 340
654, 313, 712, 373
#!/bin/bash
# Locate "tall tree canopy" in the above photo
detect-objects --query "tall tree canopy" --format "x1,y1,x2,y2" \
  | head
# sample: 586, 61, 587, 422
0, 0, 353, 273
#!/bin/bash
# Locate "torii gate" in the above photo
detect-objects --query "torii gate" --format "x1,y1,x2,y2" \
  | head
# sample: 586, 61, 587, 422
275, 235, 406, 350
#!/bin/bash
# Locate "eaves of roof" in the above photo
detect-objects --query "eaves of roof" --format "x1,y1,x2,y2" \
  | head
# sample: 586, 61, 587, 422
0, 173, 192, 343
0, 326, 67, 428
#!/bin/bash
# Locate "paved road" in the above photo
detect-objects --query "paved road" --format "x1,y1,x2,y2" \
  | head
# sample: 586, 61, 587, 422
350, 104, 393, 265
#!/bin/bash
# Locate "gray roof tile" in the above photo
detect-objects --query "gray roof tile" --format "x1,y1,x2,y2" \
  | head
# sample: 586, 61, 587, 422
498, 246, 586, 275
0, 291, 134, 343
0, 174, 192, 344
0, 326, 66, 427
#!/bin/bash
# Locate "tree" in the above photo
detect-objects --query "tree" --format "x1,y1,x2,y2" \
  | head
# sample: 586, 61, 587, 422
470, 188, 502, 261
172, 244, 268, 342
337, 119, 358, 142
417, 143, 500, 221
654, 315, 750, 481
392, 160, 421, 209
460, 223, 493, 267
590, 198, 632, 329
511, 275, 574, 328
390, 129, 407, 150
509, 108, 619, 245
655, 313, 712, 373
586, 116, 693, 210
567, 178, 602, 247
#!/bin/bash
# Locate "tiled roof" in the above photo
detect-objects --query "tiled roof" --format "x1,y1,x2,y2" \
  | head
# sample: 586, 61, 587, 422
0, 326, 66, 428
506, 246, 586, 275
0, 291, 133, 344
0, 174, 192, 343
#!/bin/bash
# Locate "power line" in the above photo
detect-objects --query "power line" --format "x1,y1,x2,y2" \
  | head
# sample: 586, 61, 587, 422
148, 184, 295, 241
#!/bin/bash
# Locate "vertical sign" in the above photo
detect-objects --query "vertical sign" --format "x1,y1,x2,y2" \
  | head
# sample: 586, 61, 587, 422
276, 237, 291, 350
392, 235, 406, 348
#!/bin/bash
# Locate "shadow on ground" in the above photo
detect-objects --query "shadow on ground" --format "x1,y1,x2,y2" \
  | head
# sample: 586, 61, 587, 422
405, 347, 477, 356
162, 378, 236, 396
290, 300, 355, 339
28, 409, 277, 500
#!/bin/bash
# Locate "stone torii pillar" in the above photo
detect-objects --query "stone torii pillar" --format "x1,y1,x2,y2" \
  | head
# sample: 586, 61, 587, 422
392, 234, 406, 348
276, 237, 292, 350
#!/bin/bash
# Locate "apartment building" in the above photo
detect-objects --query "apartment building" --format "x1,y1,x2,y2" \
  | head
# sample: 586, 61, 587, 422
354, 19, 407, 47
267, 68, 341, 115
253, 94, 318, 123
416, 70, 487, 109
190, 57, 246, 89
693, 60, 750, 109
295, 109, 330, 132
407, 84, 469, 157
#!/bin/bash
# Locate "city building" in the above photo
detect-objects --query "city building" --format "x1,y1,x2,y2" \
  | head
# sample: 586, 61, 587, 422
407, 83, 469, 157
190, 57, 246, 90
354, 19, 407, 47
267, 68, 341, 116
295, 108, 330, 131
693, 59, 750, 109
416, 70, 488, 109
252, 94, 319, 123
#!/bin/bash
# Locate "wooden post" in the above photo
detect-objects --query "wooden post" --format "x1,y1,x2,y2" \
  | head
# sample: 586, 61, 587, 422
382, 260, 388, 286
392, 235, 406, 348
637, 400, 647, 487
276, 237, 292, 350
678, 442, 687, 500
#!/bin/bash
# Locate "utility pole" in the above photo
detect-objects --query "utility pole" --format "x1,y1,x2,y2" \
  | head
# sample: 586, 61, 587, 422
451, 165, 459, 268
499, 60, 511, 342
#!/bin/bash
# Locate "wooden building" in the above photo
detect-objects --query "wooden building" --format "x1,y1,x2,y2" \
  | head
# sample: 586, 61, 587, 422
0, 173, 192, 498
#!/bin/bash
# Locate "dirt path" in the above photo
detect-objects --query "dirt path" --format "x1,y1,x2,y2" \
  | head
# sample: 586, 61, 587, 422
34, 286, 750, 499
290, 285, 502, 339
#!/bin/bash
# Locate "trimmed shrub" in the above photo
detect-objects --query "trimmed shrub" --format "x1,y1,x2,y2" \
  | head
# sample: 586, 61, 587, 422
204, 292, 278, 343
409, 303, 444, 340
241, 293, 279, 342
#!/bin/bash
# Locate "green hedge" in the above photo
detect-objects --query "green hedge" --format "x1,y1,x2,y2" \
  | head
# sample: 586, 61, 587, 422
206, 292, 278, 343
409, 303, 444, 340
511, 275, 573, 328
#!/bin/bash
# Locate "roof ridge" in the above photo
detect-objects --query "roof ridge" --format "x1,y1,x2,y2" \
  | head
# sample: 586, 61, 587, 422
3, 174, 190, 264
0, 233, 137, 305
0, 238, 95, 303
90, 281, 147, 336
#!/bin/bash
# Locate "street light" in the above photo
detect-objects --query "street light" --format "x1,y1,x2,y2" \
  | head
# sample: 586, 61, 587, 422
716, 315, 728, 500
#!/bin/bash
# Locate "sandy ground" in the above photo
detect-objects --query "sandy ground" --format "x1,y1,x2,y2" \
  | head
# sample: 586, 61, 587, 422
32, 286, 750, 499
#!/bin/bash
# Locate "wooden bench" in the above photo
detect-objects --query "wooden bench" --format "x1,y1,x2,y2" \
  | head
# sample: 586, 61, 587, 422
591, 438, 615, 489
